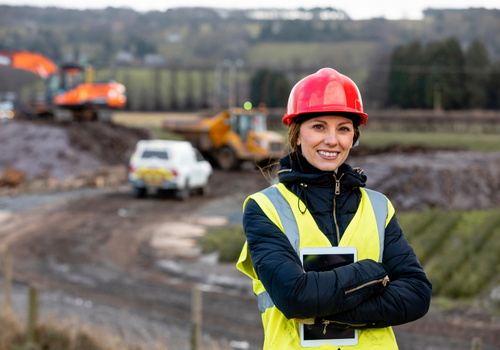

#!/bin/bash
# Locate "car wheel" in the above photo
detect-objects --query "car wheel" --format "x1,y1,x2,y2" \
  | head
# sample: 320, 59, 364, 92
176, 182, 190, 201
200, 182, 211, 196
217, 146, 240, 171
133, 187, 146, 198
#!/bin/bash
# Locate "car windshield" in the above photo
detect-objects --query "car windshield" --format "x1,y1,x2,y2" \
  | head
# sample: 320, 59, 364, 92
141, 149, 169, 159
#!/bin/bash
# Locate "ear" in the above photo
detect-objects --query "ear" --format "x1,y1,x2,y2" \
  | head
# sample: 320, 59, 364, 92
297, 137, 301, 146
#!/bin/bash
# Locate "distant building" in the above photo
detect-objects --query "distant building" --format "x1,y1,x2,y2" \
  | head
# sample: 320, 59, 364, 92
166, 33, 183, 43
116, 50, 134, 64
143, 54, 166, 66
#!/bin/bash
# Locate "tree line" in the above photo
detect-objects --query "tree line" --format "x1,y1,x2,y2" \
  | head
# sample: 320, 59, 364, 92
249, 37, 500, 110
386, 38, 500, 110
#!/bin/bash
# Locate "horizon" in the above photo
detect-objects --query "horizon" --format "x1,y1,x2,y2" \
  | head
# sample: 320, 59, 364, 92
1, 1, 500, 20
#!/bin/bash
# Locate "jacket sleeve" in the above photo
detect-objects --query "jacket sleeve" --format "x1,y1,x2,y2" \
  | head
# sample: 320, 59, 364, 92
243, 198, 390, 320
323, 214, 432, 328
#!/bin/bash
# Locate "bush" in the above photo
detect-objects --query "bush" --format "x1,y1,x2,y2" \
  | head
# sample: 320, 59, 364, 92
0, 311, 23, 350
0, 310, 170, 350
197, 225, 246, 262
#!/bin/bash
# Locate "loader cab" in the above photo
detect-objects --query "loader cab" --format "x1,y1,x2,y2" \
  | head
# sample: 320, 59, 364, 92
229, 112, 267, 142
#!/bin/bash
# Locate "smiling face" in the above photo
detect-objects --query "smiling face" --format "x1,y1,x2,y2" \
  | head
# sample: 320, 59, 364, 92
296, 115, 354, 172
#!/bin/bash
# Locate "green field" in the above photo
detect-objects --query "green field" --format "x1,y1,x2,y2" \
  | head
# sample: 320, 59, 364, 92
399, 207, 500, 311
247, 41, 378, 88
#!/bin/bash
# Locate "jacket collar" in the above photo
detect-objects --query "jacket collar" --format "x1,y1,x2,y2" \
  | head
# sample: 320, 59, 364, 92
277, 152, 367, 191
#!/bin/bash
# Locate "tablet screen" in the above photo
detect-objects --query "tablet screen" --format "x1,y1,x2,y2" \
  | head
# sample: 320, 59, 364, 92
302, 253, 355, 340
299, 247, 358, 347
303, 253, 354, 272
304, 324, 355, 340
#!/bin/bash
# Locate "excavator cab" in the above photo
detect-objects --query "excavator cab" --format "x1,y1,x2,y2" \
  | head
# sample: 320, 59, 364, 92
45, 64, 83, 105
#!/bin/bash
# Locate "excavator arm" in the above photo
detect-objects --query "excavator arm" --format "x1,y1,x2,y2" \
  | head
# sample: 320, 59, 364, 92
0, 50, 59, 79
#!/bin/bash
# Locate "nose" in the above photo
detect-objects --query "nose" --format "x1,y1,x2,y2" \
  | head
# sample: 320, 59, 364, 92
323, 129, 338, 146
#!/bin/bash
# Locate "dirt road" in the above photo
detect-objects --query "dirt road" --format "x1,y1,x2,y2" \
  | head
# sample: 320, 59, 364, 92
1, 169, 500, 350
0, 169, 268, 349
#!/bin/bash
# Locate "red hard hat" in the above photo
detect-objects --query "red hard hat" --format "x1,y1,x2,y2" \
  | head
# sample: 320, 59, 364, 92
282, 68, 368, 126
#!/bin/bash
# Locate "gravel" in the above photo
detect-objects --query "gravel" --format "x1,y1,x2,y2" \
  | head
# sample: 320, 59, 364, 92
0, 122, 100, 179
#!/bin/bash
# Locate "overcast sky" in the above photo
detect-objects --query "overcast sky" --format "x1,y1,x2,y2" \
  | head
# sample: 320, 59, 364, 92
1, 0, 499, 20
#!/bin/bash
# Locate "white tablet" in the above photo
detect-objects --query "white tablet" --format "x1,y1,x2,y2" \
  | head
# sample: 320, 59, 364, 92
299, 246, 358, 348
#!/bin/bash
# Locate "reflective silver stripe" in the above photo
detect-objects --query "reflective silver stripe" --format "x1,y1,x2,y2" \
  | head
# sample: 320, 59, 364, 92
254, 186, 300, 313
260, 186, 300, 253
256, 291, 275, 314
363, 188, 388, 263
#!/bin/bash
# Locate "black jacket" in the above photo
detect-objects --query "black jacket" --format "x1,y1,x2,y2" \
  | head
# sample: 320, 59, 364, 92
242, 152, 432, 328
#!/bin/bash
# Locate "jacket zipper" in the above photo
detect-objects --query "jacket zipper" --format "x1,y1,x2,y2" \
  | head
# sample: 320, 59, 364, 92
322, 319, 368, 333
344, 277, 388, 294
333, 173, 344, 245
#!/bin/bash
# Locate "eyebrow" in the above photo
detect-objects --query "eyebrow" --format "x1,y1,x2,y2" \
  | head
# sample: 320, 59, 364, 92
307, 119, 353, 126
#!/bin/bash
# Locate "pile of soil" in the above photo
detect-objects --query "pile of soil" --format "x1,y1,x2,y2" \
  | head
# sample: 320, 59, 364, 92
350, 144, 466, 157
0, 120, 153, 180
352, 150, 500, 211
64, 121, 154, 166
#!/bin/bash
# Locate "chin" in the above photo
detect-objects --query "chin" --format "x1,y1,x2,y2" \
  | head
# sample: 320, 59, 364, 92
315, 162, 339, 172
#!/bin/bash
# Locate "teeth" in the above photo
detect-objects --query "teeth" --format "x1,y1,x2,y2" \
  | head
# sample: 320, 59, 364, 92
319, 151, 338, 157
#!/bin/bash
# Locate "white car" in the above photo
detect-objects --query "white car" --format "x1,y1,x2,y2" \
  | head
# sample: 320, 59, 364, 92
128, 140, 213, 200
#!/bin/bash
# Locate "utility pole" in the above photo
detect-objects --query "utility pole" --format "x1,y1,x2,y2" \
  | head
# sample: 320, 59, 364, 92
213, 63, 223, 112
229, 62, 236, 108
228, 59, 244, 109
3, 252, 12, 311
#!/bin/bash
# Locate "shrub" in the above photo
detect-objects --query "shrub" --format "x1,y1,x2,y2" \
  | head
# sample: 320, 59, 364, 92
197, 225, 246, 262
0, 310, 171, 350
0, 311, 23, 350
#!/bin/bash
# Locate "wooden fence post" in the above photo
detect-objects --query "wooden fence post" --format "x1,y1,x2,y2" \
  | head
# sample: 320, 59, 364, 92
471, 337, 482, 350
3, 251, 12, 311
190, 285, 202, 350
26, 286, 39, 345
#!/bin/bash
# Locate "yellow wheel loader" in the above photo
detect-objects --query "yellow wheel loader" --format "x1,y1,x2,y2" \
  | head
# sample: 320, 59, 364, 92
162, 108, 284, 170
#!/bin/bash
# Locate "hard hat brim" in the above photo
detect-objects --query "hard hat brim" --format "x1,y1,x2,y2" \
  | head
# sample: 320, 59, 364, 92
283, 107, 368, 127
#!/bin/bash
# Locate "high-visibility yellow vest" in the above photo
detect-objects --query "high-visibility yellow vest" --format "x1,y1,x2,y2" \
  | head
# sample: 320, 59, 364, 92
237, 183, 398, 350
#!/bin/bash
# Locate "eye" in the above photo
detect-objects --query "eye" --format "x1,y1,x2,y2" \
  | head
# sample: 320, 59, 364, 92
312, 124, 324, 130
339, 126, 351, 132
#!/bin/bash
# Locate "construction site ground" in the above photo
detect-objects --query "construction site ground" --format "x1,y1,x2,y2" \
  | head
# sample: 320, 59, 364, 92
1, 119, 500, 350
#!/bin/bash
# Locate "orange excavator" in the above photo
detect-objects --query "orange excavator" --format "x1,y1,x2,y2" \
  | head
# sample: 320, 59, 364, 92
0, 49, 126, 121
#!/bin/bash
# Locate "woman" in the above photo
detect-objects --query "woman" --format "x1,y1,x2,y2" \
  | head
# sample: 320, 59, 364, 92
237, 68, 432, 349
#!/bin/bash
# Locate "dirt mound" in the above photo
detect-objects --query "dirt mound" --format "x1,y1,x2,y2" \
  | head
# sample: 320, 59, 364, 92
350, 144, 466, 157
64, 121, 154, 166
0, 120, 153, 180
352, 150, 500, 211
